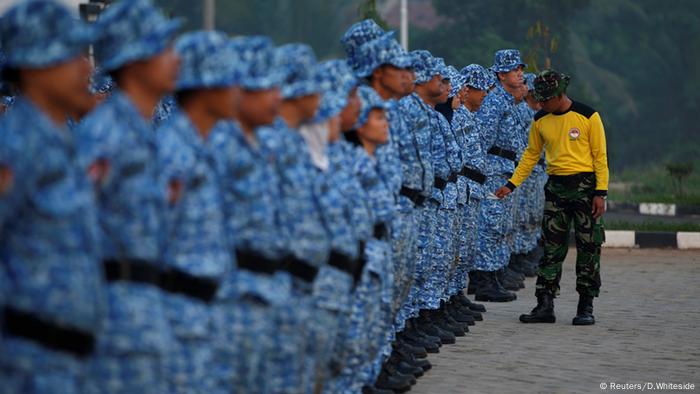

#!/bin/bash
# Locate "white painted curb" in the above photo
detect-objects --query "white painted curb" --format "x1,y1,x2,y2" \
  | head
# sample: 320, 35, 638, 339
677, 232, 700, 249
603, 230, 636, 248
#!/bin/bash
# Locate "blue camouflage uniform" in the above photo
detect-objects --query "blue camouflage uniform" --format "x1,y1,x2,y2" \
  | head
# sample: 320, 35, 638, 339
75, 1, 181, 392
332, 87, 395, 393
400, 50, 440, 315
446, 64, 494, 295
310, 59, 365, 391
156, 31, 242, 394
513, 73, 547, 255
0, 3, 104, 393
344, 24, 419, 337
257, 43, 333, 394
473, 49, 526, 272
208, 36, 291, 394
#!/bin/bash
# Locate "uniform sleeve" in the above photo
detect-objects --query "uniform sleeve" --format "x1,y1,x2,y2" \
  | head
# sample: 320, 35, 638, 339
589, 112, 609, 193
508, 120, 544, 189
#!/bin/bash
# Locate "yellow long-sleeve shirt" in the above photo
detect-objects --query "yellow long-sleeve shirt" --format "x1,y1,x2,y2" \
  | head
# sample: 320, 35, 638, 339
508, 100, 609, 194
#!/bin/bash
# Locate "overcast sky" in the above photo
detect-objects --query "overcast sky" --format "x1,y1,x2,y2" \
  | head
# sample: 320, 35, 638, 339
0, 0, 83, 15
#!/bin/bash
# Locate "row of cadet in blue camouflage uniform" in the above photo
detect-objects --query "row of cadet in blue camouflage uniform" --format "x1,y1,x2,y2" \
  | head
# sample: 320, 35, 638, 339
0, 0, 548, 393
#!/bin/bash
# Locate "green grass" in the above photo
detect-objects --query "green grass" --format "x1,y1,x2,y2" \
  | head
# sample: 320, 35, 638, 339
604, 220, 700, 232
609, 160, 700, 205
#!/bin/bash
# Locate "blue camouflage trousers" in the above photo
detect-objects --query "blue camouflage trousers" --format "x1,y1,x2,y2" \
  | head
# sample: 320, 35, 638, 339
409, 199, 439, 311
427, 206, 457, 308
328, 238, 390, 394
162, 293, 216, 394
1, 336, 86, 394
84, 283, 173, 394
473, 175, 514, 272
449, 197, 481, 296
390, 197, 418, 333
211, 271, 292, 394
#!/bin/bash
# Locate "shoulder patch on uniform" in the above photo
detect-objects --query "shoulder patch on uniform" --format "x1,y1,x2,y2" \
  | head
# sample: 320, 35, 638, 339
570, 101, 596, 118
533, 110, 548, 121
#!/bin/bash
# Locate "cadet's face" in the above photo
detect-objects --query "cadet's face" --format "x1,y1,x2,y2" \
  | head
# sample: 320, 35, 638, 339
400, 68, 416, 96
238, 87, 282, 127
296, 93, 321, 121
499, 66, 524, 89
376, 65, 404, 98
540, 94, 562, 113
23, 55, 94, 118
358, 108, 389, 145
207, 85, 241, 120
465, 87, 488, 110
426, 74, 443, 97
437, 79, 450, 103
339, 87, 360, 131
138, 46, 180, 95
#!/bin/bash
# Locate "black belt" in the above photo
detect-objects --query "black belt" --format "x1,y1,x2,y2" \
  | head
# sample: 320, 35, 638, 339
373, 222, 389, 241
434, 177, 448, 190
2, 306, 95, 358
103, 258, 161, 287
460, 166, 486, 184
488, 146, 517, 162
160, 268, 219, 303
548, 172, 594, 183
400, 186, 426, 206
447, 172, 459, 183
236, 249, 283, 275
538, 158, 546, 166
104, 259, 219, 303
328, 250, 357, 277
283, 256, 319, 283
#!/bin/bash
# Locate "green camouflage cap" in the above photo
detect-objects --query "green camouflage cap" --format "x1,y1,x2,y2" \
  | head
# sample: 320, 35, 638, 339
533, 69, 571, 101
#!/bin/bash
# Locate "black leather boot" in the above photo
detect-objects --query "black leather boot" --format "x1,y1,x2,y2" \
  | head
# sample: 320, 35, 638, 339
456, 291, 487, 313
467, 271, 477, 294
418, 310, 456, 344
519, 293, 556, 323
394, 341, 432, 372
572, 295, 595, 325
447, 299, 476, 326
474, 270, 517, 302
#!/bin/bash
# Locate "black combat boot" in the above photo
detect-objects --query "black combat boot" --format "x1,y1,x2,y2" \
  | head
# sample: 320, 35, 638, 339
418, 310, 455, 344
447, 298, 475, 326
394, 341, 432, 372
497, 268, 522, 291
519, 293, 556, 323
572, 295, 595, 326
455, 291, 486, 313
474, 270, 517, 302
467, 271, 478, 294
431, 307, 465, 337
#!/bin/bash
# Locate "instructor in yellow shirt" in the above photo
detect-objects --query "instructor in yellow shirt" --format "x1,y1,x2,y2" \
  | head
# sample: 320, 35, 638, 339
495, 70, 608, 326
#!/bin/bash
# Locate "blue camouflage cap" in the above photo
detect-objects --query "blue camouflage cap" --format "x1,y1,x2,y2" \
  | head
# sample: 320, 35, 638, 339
353, 34, 412, 78
315, 59, 358, 122
275, 43, 321, 99
175, 30, 245, 91
491, 49, 527, 73
95, 0, 182, 72
411, 50, 441, 84
340, 19, 393, 64
434, 57, 449, 79
444, 65, 465, 97
524, 72, 536, 91
356, 85, 388, 129
0, 0, 97, 68
230, 36, 284, 91
461, 64, 493, 91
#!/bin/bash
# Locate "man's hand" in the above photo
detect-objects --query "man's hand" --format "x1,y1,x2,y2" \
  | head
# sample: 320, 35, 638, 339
494, 186, 512, 199
592, 196, 606, 219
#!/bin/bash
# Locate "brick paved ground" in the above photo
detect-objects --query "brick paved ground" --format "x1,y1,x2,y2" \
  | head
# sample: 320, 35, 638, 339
411, 248, 700, 394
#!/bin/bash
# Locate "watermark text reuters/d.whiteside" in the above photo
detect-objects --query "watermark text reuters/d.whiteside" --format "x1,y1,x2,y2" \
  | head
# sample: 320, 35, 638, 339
600, 382, 695, 391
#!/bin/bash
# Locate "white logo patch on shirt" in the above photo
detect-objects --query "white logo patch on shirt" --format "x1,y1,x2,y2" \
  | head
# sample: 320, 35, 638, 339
568, 128, 581, 140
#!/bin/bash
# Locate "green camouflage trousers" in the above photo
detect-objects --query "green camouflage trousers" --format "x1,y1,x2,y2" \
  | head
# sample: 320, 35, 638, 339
536, 173, 604, 298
